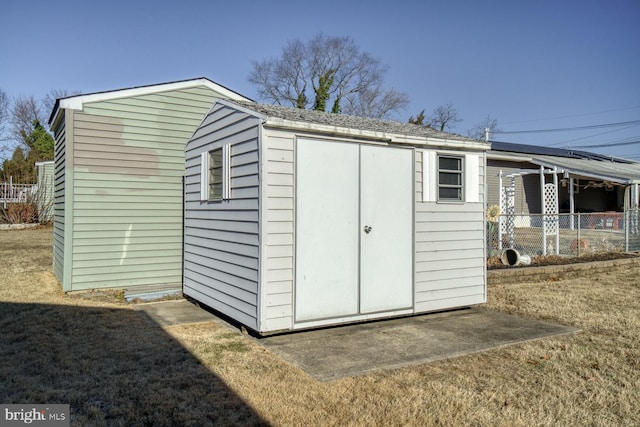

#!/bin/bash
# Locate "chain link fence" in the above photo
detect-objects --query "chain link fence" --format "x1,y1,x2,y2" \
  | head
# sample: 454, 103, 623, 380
487, 209, 640, 259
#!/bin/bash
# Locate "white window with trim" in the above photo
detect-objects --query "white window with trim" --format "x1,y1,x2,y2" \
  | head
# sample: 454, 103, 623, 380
201, 145, 231, 201
421, 151, 480, 203
438, 155, 463, 201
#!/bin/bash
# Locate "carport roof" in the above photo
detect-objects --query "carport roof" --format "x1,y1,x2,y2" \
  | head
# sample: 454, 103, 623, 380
488, 140, 640, 185
490, 140, 634, 162
531, 155, 640, 184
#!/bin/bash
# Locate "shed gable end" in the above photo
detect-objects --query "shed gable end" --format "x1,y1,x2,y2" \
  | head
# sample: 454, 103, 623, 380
183, 103, 262, 330
64, 85, 231, 291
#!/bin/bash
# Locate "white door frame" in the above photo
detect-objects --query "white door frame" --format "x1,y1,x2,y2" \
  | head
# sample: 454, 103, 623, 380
294, 138, 414, 323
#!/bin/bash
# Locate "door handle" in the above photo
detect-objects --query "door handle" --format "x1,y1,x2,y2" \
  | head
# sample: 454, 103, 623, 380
363, 225, 372, 234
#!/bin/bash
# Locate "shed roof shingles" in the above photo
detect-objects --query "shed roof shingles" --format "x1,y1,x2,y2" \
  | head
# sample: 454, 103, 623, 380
232, 100, 483, 145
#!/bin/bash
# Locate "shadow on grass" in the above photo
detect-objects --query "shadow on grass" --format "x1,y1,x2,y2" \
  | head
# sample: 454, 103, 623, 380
0, 302, 267, 426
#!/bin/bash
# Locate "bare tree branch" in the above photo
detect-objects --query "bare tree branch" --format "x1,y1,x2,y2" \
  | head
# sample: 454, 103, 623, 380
0, 89, 7, 134
0, 88, 11, 158
11, 95, 44, 147
344, 85, 410, 120
248, 33, 409, 119
428, 102, 462, 132
42, 89, 80, 122
249, 39, 309, 108
2, 89, 76, 163
467, 115, 501, 140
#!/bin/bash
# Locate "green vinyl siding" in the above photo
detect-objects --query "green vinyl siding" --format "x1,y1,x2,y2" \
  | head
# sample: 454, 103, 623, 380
52, 113, 67, 284
64, 85, 235, 291
36, 161, 55, 221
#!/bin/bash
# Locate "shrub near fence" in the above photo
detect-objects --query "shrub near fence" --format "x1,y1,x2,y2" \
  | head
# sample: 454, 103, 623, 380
488, 209, 640, 259
0, 182, 47, 224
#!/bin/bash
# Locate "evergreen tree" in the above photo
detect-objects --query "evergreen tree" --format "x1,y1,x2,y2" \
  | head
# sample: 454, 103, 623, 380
1, 120, 54, 183
409, 110, 427, 126
1, 146, 33, 182
22, 120, 54, 162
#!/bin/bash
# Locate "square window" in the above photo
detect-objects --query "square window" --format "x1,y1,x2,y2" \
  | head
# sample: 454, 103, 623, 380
438, 155, 463, 201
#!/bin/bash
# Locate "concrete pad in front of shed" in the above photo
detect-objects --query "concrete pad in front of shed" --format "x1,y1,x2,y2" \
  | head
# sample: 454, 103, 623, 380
257, 308, 579, 381
134, 299, 219, 327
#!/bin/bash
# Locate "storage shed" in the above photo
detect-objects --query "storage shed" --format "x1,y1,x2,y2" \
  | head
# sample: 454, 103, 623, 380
48, 78, 250, 292
35, 160, 54, 222
183, 100, 490, 334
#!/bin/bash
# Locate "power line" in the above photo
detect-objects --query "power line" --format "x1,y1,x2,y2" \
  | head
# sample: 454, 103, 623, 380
501, 105, 640, 126
494, 119, 640, 135
548, 124, 640, 146
571, 139, 640, 149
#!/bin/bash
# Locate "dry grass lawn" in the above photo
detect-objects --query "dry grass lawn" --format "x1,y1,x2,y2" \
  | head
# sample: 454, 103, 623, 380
1, 227, 639, 426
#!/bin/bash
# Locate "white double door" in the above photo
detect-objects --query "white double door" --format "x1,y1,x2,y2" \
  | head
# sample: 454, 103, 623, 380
295, 139, 414, 322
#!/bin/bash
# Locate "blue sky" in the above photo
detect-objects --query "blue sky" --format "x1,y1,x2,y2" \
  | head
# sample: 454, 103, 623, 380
1, 0, 638, 159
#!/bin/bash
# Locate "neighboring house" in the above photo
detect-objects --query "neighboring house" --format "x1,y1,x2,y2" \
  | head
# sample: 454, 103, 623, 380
183, 99, 490, 334
487, 141, 640, 216
48, 78, 251, 292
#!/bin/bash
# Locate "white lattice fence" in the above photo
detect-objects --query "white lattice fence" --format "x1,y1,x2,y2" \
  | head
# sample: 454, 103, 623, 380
542, 183, 559, 255
499, 179, 516, 249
